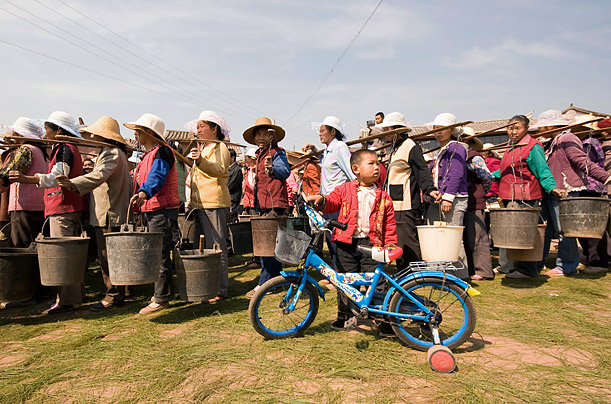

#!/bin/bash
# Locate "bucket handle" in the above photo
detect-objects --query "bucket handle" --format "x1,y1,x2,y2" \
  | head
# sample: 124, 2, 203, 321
36, 215, 87, 241
122, 203, 148, 233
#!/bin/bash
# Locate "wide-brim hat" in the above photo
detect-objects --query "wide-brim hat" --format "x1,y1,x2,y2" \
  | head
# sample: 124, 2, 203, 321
124, 113, 166, 143
376, 111, 412, 131
7, 117, 44, 139
462, 127, 483, 151
572, 114, 600, 130
45, 111, 82, 138
243, 117, 285, 145
530, 109, 571, 129
80, 115, 127, 145
244, 147, 257, 158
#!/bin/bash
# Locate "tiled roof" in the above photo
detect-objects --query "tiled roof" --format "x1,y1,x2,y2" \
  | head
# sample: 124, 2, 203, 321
562, 104, 610, 118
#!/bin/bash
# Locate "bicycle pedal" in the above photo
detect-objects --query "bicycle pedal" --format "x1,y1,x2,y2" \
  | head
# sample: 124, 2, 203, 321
344, 317, 358, 330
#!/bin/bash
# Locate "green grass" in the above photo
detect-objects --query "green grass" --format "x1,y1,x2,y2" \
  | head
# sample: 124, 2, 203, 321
0, 252, 609, 403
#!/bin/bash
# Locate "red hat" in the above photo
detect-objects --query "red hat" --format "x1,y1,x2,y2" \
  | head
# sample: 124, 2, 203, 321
597, 118, 611, 129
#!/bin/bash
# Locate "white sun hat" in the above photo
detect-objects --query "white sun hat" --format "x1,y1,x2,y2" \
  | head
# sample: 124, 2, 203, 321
124, 113, 166, 143
244, 147, 257, 158
7, 117, 44, 139
310, 116, 346, 135
376, 112, 412, 130
432, 112, 463, 137
184, 110, 231, 140
45, 111, 82, 138
530, 110, 571, 129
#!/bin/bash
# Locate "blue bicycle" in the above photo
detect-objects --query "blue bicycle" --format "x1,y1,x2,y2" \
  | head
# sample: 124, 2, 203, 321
248, 201, 479, 365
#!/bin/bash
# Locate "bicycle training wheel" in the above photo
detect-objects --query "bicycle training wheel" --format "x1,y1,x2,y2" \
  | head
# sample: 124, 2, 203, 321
249, 276, 319, 339
389, 278, 476, 351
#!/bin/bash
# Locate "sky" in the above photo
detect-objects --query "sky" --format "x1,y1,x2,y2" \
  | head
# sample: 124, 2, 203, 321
1, 0, 609, 150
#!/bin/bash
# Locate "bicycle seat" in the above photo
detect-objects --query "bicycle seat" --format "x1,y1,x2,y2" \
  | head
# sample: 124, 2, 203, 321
357, 245, 403, 263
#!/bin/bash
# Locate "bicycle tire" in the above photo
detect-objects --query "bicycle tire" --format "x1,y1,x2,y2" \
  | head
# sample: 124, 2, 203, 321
249, 276, 319, 339
389, 277, 476, 351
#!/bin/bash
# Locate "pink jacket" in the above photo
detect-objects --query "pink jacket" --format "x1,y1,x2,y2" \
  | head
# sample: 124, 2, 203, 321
9, 144, 46, 212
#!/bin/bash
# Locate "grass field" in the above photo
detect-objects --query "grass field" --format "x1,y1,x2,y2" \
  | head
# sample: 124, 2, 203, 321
0, 252, 609, 404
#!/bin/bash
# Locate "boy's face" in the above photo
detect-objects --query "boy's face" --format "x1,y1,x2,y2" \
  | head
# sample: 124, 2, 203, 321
352, 153, 380, 185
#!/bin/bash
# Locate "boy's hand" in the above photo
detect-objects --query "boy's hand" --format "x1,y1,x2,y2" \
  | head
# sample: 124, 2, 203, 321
305, 195, 324, 209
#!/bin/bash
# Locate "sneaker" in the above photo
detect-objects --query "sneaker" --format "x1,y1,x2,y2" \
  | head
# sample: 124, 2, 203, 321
1, 298, 38, 309
493, 265, 509, 275
545, 268, 565, 277
42, 303, 75, 315
505, 271, 532, 279
90, 300, 122, 312
138, 301, 169, 314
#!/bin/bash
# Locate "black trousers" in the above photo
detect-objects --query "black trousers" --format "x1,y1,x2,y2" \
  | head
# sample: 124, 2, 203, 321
335, 238, 378, 318
394, 209, 422, 270
146, 208, 179, 304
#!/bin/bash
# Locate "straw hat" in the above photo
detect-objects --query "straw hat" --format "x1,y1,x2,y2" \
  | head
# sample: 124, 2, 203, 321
7, 117, 43, 139
376, 112, 412, 131
45, 111, 82, 138
244, 147, 257, 158
243, 117, 285, 145
462, 127, 483, 151
79, 116, 127, 145
530, 110, 571, 128
572, 114, 599, 129
124, 113, 166, 143
482, 143, 500, 158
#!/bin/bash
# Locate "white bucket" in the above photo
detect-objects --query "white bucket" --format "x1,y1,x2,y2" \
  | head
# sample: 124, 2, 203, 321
416, 221, 464, 261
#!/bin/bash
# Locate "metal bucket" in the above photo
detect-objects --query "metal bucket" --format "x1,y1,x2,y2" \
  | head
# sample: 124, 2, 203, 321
489, 207, 541, 249
175, 249, 222, 301
37, 236, 89, 286
105, 230, 163, 285
559, 197, 609, 239
251, 216, 287, 257
0, 248, 39, 302
506, 224, 546, 262
228, 221, 253, 255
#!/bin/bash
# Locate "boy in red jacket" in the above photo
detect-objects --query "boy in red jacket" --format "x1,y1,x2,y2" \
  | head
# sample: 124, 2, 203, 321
308, 149, 397, 330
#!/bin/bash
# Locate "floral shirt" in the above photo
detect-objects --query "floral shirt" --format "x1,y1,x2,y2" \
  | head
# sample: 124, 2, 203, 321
467, 154, 492, 194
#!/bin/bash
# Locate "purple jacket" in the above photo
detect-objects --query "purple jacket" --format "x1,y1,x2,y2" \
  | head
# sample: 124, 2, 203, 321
545, 131, 610, 192
583, 138, 606, 193
431, 141, 468, 201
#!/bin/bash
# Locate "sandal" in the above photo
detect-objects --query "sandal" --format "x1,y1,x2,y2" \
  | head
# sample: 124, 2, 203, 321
245, 286, 260, 298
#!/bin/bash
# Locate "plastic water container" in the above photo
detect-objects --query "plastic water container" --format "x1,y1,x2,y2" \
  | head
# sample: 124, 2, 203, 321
416, 221, 464, 261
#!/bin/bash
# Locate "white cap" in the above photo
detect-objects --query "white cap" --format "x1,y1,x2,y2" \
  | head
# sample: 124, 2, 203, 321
433, 112, 457, 126
124, 113, 166, 142
245, 147, 257, 158
320, 116, 345, 134
45, 111, 81, 138
376, 112, 409, 129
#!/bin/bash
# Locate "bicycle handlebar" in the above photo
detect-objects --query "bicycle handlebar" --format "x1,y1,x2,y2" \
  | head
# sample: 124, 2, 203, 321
328, 219, 348, 231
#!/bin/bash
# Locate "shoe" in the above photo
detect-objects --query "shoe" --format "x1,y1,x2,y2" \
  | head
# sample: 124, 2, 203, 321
576, 263, 588, 271
138, 301, 169, 314
90, 300, 121, 312
244, 261, 260, 269
580, 266, 607, 274
246, 286, 260, 299
493, 265, 509, 275
545, 268, 566, 277
1, 298, 38, 309
331, 316, 357, 331
378, 322, 396, 338
505, 271, 532, 279
42, 303, 74, 315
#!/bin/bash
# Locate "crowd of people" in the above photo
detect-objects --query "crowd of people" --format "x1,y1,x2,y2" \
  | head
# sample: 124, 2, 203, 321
1, 108, 610, 326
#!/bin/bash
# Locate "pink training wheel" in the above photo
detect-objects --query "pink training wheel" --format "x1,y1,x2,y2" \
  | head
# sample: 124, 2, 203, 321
427, 345, 457, 373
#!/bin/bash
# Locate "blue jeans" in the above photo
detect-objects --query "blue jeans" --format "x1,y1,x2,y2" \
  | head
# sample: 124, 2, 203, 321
540, 195, 579, 274
259, 257, 283, 286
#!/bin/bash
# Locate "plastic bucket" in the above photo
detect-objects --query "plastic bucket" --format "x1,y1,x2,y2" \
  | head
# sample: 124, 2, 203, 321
228, 221, 253, 255
416, 221, 464, 261
105, 231, 163, 285
0, 248, 39, 302
175, 249, 222, 301
559, 197, 609, 239
506, 224, 546, 262
489, 207, 540, 249
251, 216, 287, 257
37, 236, 89, 286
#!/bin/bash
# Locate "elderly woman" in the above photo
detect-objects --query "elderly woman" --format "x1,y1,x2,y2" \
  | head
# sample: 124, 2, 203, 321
490, 114, 564, 278
532, 110, 611, 277
186, 110, 231, 302
243, 117, 291, 297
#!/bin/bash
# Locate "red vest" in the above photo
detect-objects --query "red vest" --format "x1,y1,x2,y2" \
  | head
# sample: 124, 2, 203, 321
466, 150, 487, 211
44, 143, 86, 217
499, 135, 544, 201
255, 147, 288, 210
134, 144, 180, 212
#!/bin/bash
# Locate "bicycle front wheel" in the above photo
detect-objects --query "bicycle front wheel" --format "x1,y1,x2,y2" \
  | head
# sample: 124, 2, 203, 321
389, 278, 476, 351
248, 276, 319, 339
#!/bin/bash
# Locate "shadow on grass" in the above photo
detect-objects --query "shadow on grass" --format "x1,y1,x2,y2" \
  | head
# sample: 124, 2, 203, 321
150, 295, 251, 324
454, 333, 492, 353
500, 276, 548, 288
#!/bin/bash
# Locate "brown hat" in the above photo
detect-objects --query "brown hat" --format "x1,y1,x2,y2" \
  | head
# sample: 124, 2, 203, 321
80, 115, 128, 145
461, 127, 483, 151
243, 117, 285, 145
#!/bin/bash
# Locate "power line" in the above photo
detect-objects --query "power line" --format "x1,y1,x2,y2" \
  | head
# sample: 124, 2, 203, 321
285, 0, 384, 124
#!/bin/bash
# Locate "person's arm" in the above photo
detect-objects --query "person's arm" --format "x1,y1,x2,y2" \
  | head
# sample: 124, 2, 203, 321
138, 146, 174, 198
441, 143, 467, 201
336, 142, 356, 181
467, 155, 493, 193
383, 194, 398, 245
270, 149, 291, 180
68, 148, 119, 195
0, 146, 33, 186
491, 168, 500, 180
227, 165, 243, 194
526, 144, 558, 193
563, 138, 611, 184
37, 145, 73, 188
408, 143, 437, 196
195, 143, 229, 178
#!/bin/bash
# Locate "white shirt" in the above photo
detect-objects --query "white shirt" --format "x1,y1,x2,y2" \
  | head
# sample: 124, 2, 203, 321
354, 184, 377, 238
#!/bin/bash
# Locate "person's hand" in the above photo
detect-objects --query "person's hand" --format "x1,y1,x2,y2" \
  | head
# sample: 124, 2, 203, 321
56, 175, 73, 190
301, 144, 317, 153
188, 147, 201, 160
8, 170, 26, 183
130, 191, 147, 208
441, 200, 453, 212
550, 188, 567, 198
306, 194, 324, 209
264, 156, 273, 173
429, 190, 442, 204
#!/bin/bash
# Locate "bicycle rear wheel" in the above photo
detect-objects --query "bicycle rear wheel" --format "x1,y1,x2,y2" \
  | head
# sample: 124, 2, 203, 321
249, 276, 319, 339
389, 278, 475, 351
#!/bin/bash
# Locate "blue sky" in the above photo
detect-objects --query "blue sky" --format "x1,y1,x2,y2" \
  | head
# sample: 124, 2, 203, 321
1, 0, 609, 150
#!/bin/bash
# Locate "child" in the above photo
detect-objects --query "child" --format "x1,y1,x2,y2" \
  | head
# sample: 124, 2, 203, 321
308, 149, 397, 330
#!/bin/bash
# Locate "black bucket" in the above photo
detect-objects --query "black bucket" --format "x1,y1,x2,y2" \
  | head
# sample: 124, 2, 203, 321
175, 249, 222, 301
0, 248, 39, 302
228, 221, 253, 255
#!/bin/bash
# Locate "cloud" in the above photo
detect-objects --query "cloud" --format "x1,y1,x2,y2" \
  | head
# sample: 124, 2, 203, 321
445, 39, 569, 69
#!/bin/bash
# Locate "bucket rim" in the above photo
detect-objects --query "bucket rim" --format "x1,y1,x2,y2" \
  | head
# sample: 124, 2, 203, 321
488, 207, 541, 212
104, 232, 163, 237
416, 224, 465, 229
36, 236, 90, 242
249, 215, 289, 220
559, 196, 611, 202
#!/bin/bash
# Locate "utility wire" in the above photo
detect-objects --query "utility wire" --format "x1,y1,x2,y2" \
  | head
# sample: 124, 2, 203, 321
285, 0, 384, 124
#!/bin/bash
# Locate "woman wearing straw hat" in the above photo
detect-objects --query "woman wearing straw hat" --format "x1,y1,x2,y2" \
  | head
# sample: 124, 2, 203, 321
55, 116, 131, 311
242, 117, 291, 297
10, 111, 87, 314
380, 112, 440, 267
125, 113, 180, 314
185, 110, 232, 302
489, 114, 563, 278
534, 110, 611, 277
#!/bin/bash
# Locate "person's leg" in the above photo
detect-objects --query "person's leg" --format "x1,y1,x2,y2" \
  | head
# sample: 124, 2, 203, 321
472, 209, 493, 278
334, 240, 360, 328
462, 210, 477, 276
497, 248, 513, 273
10, 210, 44, 248
539, 197, 558, 271
51, 212, 84, 308
258, 257, 282, 285
146, 209, 177, 304
94, 226, 125, 307
199, 208, 229, 298
395, 210, 421, 270
322, 212, 339, 268
445, 197, 468, 278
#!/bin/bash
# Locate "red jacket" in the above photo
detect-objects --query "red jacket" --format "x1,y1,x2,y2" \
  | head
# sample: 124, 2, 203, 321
323, 180, 397, 247
134, 144, 180, 213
